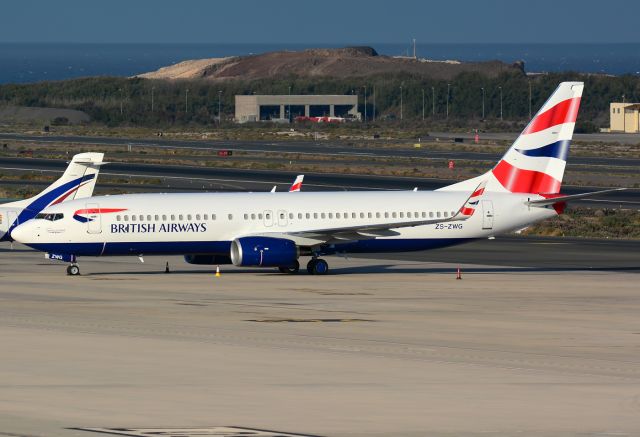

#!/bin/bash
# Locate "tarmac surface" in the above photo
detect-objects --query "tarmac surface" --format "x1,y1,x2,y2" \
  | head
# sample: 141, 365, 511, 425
1, 156, 638, 209
0, 240, 639, 436
1, 132, 640, 168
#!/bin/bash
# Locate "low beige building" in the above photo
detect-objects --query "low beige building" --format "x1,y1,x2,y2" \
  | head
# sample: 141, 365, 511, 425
610, 102, 640, 133
235, 95, 360, 123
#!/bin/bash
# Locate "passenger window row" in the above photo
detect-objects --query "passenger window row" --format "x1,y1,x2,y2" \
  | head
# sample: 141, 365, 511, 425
112, 210, 459, 223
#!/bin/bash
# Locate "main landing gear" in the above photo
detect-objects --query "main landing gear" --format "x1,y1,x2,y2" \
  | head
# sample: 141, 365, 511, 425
66, 263, 80, 276
278, 260, 300, 274
307, 258, 329, 275
276, 258, 330, 275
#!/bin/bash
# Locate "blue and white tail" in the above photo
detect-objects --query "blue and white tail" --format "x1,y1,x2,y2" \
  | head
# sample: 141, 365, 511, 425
440, 82, 583, 194
0, 152, 104, 241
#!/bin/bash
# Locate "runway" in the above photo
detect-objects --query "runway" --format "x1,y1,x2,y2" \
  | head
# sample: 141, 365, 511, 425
1, 132, 639, 168
1, 156, 638, 209
0, 242, 639, 436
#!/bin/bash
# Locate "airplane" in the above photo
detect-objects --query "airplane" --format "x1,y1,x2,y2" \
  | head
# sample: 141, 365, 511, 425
10, 82, 624, 276
0, 152, 104, 243
270, 175, 304, 193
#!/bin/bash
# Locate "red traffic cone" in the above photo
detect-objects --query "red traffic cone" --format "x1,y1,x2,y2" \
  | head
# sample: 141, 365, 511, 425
456, 267, 462, 280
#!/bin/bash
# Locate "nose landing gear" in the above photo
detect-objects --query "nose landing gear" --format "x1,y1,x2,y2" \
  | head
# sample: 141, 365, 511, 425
66, 263, 80, 276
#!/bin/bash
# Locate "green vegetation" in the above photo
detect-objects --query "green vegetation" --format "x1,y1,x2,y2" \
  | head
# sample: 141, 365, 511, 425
521, 208, 640, 239
1, 71, 639, 130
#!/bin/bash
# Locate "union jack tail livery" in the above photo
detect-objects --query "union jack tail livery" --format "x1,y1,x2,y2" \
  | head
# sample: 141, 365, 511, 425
289, 175, 304, 192
440, 82, 583, 195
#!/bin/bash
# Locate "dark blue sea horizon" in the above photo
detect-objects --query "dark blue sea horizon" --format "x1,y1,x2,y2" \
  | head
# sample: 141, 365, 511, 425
1, 42, 640, 84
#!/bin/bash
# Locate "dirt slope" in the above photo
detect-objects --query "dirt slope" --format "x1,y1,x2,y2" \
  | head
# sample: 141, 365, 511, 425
136, 47, 524, 81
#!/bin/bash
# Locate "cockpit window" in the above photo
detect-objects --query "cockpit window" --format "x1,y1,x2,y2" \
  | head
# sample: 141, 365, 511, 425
36, 213, 64, 221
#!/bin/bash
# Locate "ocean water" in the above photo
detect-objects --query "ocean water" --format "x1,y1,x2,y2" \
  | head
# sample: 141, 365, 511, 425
1, 42, 639, 84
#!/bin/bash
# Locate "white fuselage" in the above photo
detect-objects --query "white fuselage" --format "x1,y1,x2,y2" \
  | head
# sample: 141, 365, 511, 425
11, 190, 555, 258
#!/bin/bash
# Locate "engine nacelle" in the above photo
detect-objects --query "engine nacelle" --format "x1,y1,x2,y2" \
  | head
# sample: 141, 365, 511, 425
230, 237, 298, 267
183, 254, 232, 265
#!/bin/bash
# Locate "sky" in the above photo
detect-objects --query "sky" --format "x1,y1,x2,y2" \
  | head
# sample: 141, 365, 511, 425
1, 0, 639, 44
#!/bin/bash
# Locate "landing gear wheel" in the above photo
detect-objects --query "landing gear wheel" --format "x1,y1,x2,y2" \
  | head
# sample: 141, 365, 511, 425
278, 260, 300, 274
67, 264, 80, 276
308, 258, 329, 275
307, 259, 318, 274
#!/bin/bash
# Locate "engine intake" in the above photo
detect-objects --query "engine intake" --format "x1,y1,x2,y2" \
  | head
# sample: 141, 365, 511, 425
230, 237, 298, 267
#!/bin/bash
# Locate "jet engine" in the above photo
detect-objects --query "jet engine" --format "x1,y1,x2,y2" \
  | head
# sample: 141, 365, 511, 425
230, 237, 298, 267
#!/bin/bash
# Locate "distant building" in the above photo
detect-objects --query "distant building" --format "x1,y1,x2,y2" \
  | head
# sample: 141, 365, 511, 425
235, 95, 360, 123
610, 102, 640, 133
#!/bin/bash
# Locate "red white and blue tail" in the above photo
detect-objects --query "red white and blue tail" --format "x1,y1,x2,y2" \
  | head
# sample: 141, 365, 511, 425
289, 175, 304, 192
440, 82, 583, 195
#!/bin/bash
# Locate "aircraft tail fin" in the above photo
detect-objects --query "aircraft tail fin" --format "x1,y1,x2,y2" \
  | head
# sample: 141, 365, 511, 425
7, 152, 104, 210
439, 82, 583, 195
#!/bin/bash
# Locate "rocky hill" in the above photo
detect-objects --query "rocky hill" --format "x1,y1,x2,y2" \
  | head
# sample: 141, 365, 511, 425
136, 47, 524, 81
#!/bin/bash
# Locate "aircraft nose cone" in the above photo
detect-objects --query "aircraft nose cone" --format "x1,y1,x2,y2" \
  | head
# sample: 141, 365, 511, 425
10, 222, 30, 243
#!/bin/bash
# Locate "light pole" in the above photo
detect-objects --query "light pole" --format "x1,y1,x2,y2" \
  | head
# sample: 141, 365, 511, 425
119, 88, 123, 116
288, 86, 291, 122
185, 88, 189, 113
528, 81, 532, 119
400, 85, 403, 121
446, 83, 450, 119
481, 87, 485, 120
499, 86, 503, 120
363, 86, 367, 122
151, 86, 155, 113
218, 90, 222, 125
372, 86, 376, 122
422, 88, 425, 121
432, 86, 435, 116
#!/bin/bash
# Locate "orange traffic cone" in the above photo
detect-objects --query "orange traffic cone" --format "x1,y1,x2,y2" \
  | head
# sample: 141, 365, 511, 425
456, 267, 462, 280
215, 265, 221, 277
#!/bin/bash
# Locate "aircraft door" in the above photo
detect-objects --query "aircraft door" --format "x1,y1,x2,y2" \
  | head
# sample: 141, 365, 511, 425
277, 209, 288, 227
6, 210, 18, 237
263, 210, 273, 227
86, 203, 102, 234
481, 200, 494, 230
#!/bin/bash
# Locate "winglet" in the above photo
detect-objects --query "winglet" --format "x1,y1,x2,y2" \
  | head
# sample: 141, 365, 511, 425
457, 180, 487, 218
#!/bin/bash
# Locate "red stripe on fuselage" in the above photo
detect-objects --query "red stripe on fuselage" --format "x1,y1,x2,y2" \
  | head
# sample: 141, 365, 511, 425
460, 207, 475, 216
523, 97, 581, 135
73, 208, 127, 215
492, 160, 561, 194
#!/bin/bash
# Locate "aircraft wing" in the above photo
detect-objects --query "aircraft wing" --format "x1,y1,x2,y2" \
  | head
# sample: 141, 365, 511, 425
247, 181, 487, 245
525, 188, 626, 207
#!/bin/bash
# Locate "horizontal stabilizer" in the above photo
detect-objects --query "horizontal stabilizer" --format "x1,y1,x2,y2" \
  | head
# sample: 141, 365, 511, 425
525, 188, 626, 207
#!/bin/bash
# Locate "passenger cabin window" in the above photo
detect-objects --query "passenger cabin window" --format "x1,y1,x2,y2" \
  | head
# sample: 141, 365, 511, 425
204, 214, 208, 220
154, 215, 159, 221
124, 215, 129, 222
116, 215, 121, 222
171, 215, 175, 221
131, 215, 136, 221
139, 215, 144, 221
187, 214, 192, 221
196, 214, 201, 221
162, 215, 167, 221
179, 214, 184, 221
228, 214, 233, 220
147, 215, 152, 221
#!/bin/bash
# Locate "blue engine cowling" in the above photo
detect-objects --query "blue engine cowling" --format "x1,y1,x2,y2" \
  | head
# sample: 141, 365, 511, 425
230, 237, 298, 267
184, 254, 232, 265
